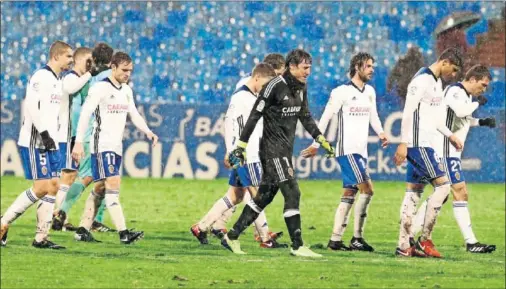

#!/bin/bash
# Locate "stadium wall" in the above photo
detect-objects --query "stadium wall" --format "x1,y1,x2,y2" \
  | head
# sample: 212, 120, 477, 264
1, 100, 504, 183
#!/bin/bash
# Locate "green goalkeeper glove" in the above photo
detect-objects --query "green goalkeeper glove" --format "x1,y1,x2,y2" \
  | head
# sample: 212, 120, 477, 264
228, 140, 248, 168
316, 135, 335, 158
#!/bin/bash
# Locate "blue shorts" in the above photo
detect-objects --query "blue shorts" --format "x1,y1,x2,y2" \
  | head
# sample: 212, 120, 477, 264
19, 146, 60, 180
228, 162, 262, 187
337, 154, 370, 189
91, 151, 122, 182
58, 142, 79, 171
442, 157, 465, 184
406, 147, 446, 184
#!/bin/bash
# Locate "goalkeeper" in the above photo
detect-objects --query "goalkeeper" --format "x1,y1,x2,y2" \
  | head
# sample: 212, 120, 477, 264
222, 49, 335, 257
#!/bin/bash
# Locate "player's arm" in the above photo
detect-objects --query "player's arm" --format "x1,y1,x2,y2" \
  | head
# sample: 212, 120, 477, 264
298, 88, 335, 157
436, 96, 463, 151
468, 116, 496, 128
224, 95, 237, 153
73, 85, 103, 161
369, 90, 388, 148
394, 78, 426, 165
63, 72, 92, 95
127, 90, 158, 147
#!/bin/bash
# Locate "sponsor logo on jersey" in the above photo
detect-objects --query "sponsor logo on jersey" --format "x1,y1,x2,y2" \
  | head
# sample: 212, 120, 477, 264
283, 95, 289, 101
281, 106, 301, 117
430, 96, 442, 106
107, 104, 129, 114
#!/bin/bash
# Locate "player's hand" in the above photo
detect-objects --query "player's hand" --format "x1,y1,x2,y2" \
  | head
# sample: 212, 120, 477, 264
223, 154, 232, 169
71, 142, 85, 163
449, 134, 463, 151
379, 132, 389, 148
40, 130, 56, 151
300, 145, 318, 158
229, 141, 247, 168
475, 95, 488, 106
394, 143, 407, 166
315, 135, 335, 158
147, 132, 159, 147
479, 117, 496, 128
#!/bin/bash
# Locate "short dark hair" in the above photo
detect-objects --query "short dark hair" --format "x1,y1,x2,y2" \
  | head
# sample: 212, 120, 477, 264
111, 51, 132, 67
464, 64, 491, 81
349, 52, 375, 78
285, 49, 312, 68
49, 40, 72, 59
73, 47, 92, 60
92, 42, 114, 66
438, 47, 463, 69
252, 62, 276, 78
263, 53, 285, 70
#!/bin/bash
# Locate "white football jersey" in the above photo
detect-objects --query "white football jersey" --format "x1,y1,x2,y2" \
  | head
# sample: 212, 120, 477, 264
400, 67, 452, 148
18, 66, 62, 149
57, 71, 91, 143
312, 82, 384, 158
75, 78, 151, 155
434, 83, 480, 159
235, 73, 251, 91
224, 84, 262, 163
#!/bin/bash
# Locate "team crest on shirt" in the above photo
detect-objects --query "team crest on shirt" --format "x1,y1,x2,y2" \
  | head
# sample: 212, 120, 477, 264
108, 165, 115, 174
455, 172, 461, 180
288, 167, 294, 177
41, 166, 48, 175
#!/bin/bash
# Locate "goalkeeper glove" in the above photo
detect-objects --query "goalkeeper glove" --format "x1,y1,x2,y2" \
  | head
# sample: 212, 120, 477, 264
479, 117, 496, 128
475, 95, 488, 106
316, 135, 335, 158
228, 141, 248, 168
40, 130, 56, 151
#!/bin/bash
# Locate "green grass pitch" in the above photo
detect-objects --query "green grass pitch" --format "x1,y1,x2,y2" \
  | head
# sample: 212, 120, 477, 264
1, 176, 504, 288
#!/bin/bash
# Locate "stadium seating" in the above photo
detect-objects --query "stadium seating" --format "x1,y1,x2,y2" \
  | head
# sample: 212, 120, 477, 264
1, 1, 504, 105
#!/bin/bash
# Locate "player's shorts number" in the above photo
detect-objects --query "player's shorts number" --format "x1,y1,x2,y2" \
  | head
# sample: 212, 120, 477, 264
105, 152, 116, 165
40, 152, 47, 166
450, 160, 461, 172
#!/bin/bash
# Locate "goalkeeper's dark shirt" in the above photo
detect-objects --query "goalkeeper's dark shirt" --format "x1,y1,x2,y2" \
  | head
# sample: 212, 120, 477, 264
239, 70, 322, 159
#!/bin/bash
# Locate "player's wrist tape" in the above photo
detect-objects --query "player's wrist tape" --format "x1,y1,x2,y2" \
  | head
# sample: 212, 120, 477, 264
237, 140, 248, 149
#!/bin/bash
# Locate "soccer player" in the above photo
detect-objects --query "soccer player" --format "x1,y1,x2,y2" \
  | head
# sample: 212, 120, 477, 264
410, 65, 496, 253
191, 63, 285, 248
210, 53, 286, 242
72, 52, 158, 244
393, 48, 464, 258
223, 49, 335, 257
0, 41, 73, 249
52, 47, 93, 229
301, 52, 388, 252
52, 43, 116, 232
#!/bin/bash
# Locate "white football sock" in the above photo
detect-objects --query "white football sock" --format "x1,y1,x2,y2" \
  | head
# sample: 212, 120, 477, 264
420, 183, 450, 241
198, 195, 234, 231
1, 188, 39, 225
398, 190, 422, 250
79, 190, 104, 230
354, 194, 372, 238
453, 201, 478, 244
104, 189, 127, 232
330, 196, 354, 242
35, 195, 55, 242
411, 199, 428, 238
55, 184, 70, 210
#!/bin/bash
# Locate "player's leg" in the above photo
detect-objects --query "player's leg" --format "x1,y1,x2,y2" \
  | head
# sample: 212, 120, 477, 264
91, 198, 116, 233
55, 142, 79, 211
328, 187, 356, 251
452, 182, 496, 253
52, 169, 78, 231
60, 176, 93, 231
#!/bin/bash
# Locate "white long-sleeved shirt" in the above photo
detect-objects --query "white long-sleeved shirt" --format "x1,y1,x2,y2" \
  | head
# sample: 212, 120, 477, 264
75, 78, 152, 155
18, 66, 62, 149
434, 83, 480, 159
400, 67, 453, 148
224, 84, 263, 163
235, 73, 251, 91
57, 71, 92, 142
312, 82, 384, 158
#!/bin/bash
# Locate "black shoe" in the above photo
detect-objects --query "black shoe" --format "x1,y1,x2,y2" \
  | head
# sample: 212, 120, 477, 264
327, 240, 351, 251
32, 239, 66, 249
260, 238, 289, 249
349, 237, 375, 252
190, 224, 208, 245
63, 223, 77, 232
1, 228, 8, 247
466, 242, 496, 253
210, 228, 227, 240
119, 229, 144, 244
74, 227, 101, 242
409, 237, 415, 247
51, 210, 66, 231
91, 221, 117, 233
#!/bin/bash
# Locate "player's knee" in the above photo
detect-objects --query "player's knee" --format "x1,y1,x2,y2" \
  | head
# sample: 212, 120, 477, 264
94, 181, 106, 194
61, 170, 77, 185
32, 180, 49, 198
82, 176, 93, 187
343, 188, 358, 197
358, 180, 374, 195
253, 185, 276, 209
105, 176, 121, 190
452, 185, 468, 201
